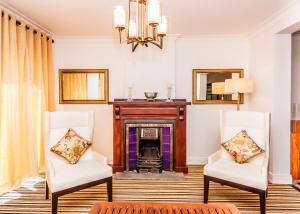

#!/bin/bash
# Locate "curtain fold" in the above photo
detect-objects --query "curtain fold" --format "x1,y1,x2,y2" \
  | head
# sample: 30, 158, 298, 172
0, 9, 56, 194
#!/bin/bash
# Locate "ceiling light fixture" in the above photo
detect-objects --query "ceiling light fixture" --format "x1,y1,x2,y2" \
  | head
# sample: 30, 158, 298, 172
113, 0, 167, 52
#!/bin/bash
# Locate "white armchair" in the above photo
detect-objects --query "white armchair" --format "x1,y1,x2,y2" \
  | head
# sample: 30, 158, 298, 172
204, 111, 270, 214
44, 111, 112, 214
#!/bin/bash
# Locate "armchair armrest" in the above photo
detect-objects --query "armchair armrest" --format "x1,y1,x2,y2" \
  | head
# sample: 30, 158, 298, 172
92, 151, 108, 165
45, 153, 55, 178
208, 150, 222, 164
261, 156, 269, 177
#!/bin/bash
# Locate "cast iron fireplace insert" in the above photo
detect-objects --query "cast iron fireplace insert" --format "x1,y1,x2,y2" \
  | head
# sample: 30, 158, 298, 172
125, 121, 174, 172
137, 128, 163, 173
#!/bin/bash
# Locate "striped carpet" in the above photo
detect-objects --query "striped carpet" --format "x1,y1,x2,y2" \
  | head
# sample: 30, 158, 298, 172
1, 165, 300, 214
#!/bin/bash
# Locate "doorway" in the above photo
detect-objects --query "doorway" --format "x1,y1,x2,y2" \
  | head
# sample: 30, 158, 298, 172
291, 30, 300, 190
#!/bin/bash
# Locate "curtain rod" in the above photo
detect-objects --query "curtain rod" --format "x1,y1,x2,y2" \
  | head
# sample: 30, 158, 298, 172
1, 11, 54, 43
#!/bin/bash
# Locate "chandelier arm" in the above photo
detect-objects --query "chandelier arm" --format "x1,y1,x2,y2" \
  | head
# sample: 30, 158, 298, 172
152, 26, 158, 41
132, 42, 139, 52
159, 35, 165, 49
118, 29, 122, 44
148, 40, 163, 49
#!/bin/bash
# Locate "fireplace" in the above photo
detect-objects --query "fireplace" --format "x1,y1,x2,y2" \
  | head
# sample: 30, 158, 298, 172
109, 99, 191, 173
125, 122, 174, 172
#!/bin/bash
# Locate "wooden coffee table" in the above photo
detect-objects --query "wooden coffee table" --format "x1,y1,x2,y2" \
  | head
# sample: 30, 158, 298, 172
89, 202, 240, 214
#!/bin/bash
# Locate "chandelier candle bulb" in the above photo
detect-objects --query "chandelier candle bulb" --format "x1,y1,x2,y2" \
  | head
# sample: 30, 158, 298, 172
113, 6, 126, 28
148, 0, 160, 25
129, 20, 137, 38
158, 16, 167, 35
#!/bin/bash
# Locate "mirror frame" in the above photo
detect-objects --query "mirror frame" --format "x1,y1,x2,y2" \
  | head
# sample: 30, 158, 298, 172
59, 69, 109, 104
192, 69, 244, 104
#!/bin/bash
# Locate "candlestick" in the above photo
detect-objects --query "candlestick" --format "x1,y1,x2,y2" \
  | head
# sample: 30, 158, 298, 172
166, 83, 173, 102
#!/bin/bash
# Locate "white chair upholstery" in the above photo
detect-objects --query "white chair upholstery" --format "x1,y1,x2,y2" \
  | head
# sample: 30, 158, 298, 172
203, 110, 270, 214
44, 111, 112, 214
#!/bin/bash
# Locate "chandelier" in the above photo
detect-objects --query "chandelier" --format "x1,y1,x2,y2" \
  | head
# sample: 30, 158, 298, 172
113, 0, 167, 52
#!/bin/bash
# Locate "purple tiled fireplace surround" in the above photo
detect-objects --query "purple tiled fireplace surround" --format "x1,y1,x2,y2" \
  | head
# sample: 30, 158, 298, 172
125, 122, 174, 172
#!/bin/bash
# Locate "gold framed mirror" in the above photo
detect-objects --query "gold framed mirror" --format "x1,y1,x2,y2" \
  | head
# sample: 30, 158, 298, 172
192, 69, 244, 104
59, 69, 109, 104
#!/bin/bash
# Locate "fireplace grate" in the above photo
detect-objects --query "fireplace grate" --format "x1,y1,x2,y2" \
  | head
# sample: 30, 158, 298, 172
137, 146, 162, 173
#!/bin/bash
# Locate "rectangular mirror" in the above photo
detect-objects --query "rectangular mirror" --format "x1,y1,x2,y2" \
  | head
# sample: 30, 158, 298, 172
59, 69, 109, 104
192, 69, 244, 104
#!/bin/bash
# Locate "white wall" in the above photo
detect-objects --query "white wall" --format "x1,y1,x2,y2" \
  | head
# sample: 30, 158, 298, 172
248, 1, 300, 184
175, 37, 249, 163
291, 34, 300, 119
53, 36, 249, 165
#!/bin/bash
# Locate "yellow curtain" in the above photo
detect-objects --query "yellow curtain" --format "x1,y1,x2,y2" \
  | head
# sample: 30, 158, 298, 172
63, 73, 88, 100
0, 10, 55, 194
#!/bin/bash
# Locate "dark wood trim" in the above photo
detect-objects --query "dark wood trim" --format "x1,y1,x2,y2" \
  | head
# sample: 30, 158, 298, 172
51, 193, 58, 214
107, 177, 113, 202
47, 176, 113, 214
291, 120, 300, 182
204, 175, 209, 203
204, 175, 266, 214
53, 176, 112, 197
45, 180, 49, 200
174, 166, 188, 174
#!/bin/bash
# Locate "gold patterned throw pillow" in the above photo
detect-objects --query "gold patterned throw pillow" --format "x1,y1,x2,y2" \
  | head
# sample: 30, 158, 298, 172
222, 130, 264, 164
51, 128, 92, 164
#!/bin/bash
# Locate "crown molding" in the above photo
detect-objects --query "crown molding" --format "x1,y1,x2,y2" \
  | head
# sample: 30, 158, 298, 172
0, 0, 54, 36
249, 0, 300, 38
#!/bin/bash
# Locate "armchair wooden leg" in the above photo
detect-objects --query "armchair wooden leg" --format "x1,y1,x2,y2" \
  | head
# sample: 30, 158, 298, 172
107, 177, 113, 202
45, 181, 49, 200
51, 193, 58, 214
204, 175, 209, 203
259, 191, 266, 214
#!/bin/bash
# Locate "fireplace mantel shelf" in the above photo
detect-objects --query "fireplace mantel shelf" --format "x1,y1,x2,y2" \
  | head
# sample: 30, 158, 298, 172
109, 99, 191, 107
110, 99, 190, 173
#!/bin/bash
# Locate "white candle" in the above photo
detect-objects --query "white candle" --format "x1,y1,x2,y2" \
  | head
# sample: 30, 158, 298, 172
129, 20, 137, 38
113, 6, 126, 28
158, 16, 167, 35
148, 0, 160, 24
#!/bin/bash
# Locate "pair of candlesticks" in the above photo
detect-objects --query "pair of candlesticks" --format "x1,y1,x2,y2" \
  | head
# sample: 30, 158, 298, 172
127, 84, 173, 102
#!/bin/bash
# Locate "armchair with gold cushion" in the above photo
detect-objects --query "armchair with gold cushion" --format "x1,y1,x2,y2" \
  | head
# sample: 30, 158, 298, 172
204, 111, 270, 214
44, 111, 112, 214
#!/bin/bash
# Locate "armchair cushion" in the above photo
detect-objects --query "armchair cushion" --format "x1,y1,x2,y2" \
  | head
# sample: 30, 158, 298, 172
204, 158, 268, 190
48, 159, 112, 193
51, 128, 92, 164
222, 130, 264, 164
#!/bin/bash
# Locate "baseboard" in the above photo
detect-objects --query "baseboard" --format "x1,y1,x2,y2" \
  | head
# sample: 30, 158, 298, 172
187, 157, 207, 165
269, 171, 292, 184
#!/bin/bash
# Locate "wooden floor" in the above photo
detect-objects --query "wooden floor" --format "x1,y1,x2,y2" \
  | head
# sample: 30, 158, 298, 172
0, 166, 300, 214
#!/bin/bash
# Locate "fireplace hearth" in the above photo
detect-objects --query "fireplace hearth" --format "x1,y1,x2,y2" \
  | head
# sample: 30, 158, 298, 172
109, 99, 191, 173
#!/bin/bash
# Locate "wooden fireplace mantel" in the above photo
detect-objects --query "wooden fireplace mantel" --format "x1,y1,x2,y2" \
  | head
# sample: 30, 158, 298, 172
109, 99, 191, 173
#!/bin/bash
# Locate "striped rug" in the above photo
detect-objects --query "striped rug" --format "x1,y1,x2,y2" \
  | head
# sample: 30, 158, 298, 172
0, 165, 300, 214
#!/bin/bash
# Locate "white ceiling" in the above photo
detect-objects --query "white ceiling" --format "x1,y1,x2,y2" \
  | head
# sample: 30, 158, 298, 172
1, 0, 295, 36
